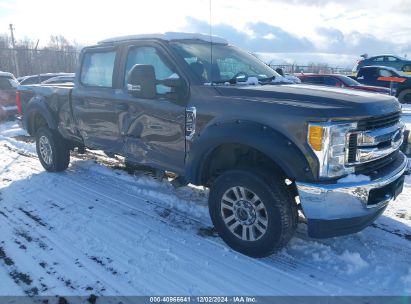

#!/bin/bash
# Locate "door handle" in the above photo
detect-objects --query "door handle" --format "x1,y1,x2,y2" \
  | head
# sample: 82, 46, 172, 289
115, 103, 129, 111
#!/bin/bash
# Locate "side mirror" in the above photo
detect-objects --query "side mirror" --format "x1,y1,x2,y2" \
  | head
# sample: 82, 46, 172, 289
127, 64, 156, 99
159, 77, 182, 88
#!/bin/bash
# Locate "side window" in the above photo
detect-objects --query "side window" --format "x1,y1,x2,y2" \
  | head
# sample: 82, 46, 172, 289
0, 77, 12, 89
387, 56, 399, 62
402, 64, 411, 72
301, 77, 323, 85
379, 69, 393, 77
81, 51, 116, 87
323, 77, 339, 87
125, 46, 175, 94
22, 77, 38, 85
362, 68, 377, 78
371, 56, 384, 62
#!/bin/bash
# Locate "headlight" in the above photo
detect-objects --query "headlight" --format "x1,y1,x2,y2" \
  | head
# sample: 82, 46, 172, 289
308, 121, 357, 179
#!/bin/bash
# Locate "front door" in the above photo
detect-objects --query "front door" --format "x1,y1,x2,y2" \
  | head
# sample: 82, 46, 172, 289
118, 44, 187, 174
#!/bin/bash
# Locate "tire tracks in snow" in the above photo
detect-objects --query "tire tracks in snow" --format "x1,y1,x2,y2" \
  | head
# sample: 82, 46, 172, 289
0, 138, 395, 295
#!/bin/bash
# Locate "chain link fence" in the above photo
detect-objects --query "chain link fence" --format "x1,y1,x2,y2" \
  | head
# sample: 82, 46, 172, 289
1, 47, 351, 78
268, 64, 351, 75
0, 47, 79, 77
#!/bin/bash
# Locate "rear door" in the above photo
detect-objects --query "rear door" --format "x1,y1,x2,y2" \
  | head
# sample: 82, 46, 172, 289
116, 42, 187, 174
357, 67, 381, 86
72, 47, 124, 153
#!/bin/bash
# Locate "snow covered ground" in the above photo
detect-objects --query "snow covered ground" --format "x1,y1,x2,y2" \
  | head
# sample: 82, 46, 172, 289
0, 120, 410, 296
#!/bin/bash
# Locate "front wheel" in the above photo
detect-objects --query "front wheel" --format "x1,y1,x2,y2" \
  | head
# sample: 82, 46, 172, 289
398, 89, 411, 104
208, 168, 298, 257
36, 127, 70, 172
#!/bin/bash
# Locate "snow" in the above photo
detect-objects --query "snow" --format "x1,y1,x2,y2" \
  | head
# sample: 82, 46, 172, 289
339, 250, 369, 275
243, 77, 259, 85
167, 73, 180, 79
0, 120, 410, 296
401, 268, 411, 294
204, 75, 301, 87
284, 74, 301, 84
99, 32, 228, 45
0, 71, 15, 78
337, 174, 371, 183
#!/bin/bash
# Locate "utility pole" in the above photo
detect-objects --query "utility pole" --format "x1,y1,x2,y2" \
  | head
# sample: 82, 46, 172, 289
9, 23, 20, 77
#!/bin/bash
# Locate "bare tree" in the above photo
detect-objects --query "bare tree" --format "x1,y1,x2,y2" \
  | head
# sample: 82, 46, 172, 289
0, 34, 79, 77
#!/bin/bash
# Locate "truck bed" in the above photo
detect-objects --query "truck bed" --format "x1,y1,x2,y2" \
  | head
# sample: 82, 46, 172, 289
17, 83, 74, 136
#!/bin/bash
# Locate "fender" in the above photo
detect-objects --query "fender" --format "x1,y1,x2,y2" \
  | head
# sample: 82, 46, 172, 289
24, 96, 58, 135
185, 120, 316, 184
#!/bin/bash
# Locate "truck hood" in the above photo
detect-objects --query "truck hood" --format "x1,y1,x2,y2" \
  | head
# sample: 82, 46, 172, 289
214, 84, 401, 119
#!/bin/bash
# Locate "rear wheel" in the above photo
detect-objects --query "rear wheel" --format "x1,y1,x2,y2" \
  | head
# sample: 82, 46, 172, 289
36, 127, 70, 172
208, 168, 297, 257
398, 89, 411, 104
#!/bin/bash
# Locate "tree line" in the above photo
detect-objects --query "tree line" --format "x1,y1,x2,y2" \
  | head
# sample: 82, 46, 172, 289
0, 34, 79, 77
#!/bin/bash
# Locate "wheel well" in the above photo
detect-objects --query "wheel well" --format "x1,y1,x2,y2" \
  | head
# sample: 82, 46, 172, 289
29, 112, 48, 135
397, 88, 411, 99
200, 143, 293, 188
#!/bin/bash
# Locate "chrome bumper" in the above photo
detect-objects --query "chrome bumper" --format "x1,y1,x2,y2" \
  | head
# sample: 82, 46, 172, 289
296, 152, 409, 222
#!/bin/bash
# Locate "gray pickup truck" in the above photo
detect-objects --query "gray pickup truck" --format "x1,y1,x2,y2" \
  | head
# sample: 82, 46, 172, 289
17, 33, 409, 257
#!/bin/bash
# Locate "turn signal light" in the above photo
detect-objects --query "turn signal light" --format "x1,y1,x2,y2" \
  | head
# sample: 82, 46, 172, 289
308, 125, 323, 151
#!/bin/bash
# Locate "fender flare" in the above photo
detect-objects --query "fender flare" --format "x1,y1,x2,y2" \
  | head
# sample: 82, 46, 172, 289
185, 120, 316, 184
24, 96, 58, 135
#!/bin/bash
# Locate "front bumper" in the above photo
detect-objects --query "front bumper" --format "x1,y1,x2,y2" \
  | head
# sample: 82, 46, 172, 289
296, 151, 409, 238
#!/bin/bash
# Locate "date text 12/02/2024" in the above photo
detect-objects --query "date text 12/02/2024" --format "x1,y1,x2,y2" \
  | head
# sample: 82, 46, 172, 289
149, 296, 257, 303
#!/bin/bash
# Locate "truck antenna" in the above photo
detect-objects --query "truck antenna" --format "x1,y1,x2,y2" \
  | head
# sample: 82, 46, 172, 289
209, 0, 213, 85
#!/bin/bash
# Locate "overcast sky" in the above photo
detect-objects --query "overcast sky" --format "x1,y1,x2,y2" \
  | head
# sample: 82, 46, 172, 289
1, 0, 410, 65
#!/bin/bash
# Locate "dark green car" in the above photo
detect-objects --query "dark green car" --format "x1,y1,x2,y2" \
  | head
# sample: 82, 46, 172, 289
353, 54, 411, 76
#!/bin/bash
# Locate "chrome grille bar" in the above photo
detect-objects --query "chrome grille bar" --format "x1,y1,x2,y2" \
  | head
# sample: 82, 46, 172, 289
346, 121, 404, 165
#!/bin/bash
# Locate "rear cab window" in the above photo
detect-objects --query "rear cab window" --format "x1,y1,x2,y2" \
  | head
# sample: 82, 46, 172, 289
80, 50, 117, 87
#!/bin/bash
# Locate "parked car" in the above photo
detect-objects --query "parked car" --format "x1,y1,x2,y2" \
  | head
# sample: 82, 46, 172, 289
353, 54, 411, 76
0, 71, 19, 120
41, 74, 75, 85
17, 33, 409, 257
298, 74, 391, 95
18, 73, 74, 85
352, 66, 411, 103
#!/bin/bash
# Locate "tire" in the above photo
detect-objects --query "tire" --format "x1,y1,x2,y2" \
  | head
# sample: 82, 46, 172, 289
398, 89, 411, 104
35, 127, 70, 172
208, 168, 298, 258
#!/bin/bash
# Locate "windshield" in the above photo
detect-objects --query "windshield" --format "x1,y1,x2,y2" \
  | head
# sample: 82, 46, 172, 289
341, 76, 361, 86
170, 41, 279, 83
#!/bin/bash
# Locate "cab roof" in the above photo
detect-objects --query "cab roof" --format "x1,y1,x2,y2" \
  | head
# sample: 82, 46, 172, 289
98, 32, 228, 45
0, 71, 15, 78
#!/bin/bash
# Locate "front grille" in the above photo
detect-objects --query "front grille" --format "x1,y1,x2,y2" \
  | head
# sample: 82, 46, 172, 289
347, 133, 358, 163
346, 111, 401, 165
354, 150, 399, 175
356, 111, 401, 131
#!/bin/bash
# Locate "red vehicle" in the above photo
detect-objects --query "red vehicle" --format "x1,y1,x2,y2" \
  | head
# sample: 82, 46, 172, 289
298, 74, 391, 95
0, 71, 19, 120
